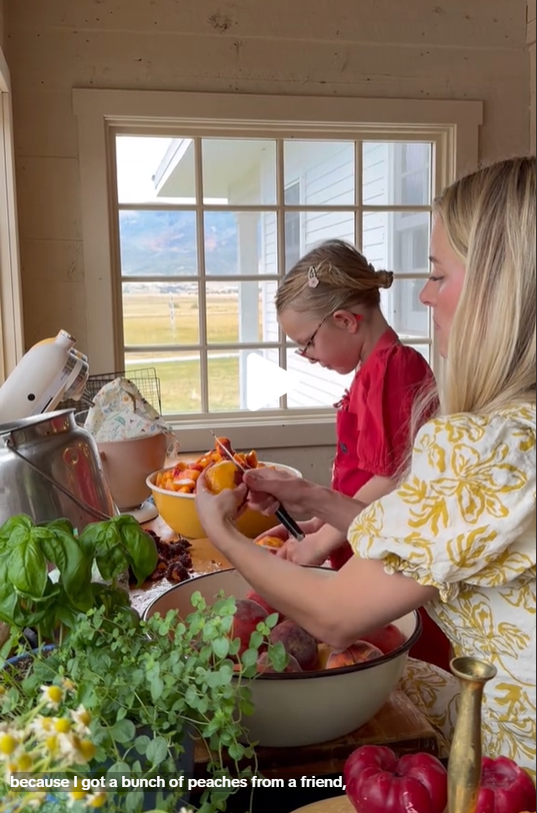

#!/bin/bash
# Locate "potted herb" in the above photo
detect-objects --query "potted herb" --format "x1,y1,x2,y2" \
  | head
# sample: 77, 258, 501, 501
0, 593, 286, 813
0, 513, 158, 661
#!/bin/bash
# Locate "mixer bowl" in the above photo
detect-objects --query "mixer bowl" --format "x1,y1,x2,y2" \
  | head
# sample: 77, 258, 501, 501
98, 434, 167, 511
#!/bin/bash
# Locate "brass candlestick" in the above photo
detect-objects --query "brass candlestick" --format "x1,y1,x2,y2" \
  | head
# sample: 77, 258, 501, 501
448, 656, 497, 813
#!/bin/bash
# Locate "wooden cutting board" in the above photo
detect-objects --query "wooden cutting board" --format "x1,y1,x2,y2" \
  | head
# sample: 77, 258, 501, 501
289, 797, 352, 813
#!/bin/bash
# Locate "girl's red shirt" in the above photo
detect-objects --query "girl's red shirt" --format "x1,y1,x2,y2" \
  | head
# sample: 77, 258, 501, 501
331, 327, 436, 511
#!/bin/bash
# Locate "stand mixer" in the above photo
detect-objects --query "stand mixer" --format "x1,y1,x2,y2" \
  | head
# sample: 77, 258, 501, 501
0, 330, 117, 529
0, 329, 90, 423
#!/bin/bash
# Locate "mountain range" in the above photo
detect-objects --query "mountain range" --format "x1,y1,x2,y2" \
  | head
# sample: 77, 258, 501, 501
119, 209, 238, 277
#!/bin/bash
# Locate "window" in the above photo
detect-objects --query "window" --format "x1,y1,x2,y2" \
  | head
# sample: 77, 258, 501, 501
73, 90, 482, 448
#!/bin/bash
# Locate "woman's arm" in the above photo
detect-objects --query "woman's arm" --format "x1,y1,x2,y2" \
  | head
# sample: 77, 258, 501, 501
204, 518, 437, 648
244, 469, 367, 532
278, 475, 398, 563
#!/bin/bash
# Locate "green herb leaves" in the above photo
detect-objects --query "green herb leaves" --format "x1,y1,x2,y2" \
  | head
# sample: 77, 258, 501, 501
0, 513, 158, 658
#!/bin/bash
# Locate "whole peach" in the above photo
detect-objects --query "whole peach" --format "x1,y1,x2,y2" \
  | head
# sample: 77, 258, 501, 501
256, 651, 302, 674
245, 589, 284, 620
360, 623, 406, 654
326, 640, 383, 669
269, 620, 319, 671
231, 598, 268, 657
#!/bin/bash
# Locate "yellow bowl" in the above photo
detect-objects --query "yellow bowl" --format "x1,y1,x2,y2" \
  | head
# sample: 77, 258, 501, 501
146, 461, 302, 539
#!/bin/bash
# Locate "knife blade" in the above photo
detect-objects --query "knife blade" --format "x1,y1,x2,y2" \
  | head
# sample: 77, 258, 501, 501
209, 431, 305, 542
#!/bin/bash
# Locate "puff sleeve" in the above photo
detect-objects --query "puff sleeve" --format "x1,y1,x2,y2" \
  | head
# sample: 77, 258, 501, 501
348, 409, 536, 602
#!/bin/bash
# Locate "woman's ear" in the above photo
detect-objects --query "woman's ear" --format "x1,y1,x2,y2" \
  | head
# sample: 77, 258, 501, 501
332, 310, 363, 332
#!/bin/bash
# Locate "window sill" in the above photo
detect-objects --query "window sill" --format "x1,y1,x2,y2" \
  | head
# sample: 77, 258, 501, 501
168, 413, 337, 453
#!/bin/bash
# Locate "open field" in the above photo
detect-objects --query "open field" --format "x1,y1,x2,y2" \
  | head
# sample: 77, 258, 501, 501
123, 292, 250, 413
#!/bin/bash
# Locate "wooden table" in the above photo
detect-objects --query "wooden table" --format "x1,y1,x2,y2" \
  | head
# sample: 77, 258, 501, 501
193, 687, 438, 779
135, 515, 440, 779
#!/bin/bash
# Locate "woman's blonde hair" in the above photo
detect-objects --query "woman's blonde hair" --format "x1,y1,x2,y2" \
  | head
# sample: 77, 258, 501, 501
435, 156, 536, 416
275, 239, 394, 318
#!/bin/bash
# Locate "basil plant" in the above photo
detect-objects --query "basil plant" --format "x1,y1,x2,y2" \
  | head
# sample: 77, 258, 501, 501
0, 513, 157, 656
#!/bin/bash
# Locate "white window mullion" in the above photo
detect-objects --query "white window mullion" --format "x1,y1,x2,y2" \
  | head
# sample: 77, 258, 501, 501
194, 137, 209, 414
355, 140, 363, 249
276, 138, 289, 410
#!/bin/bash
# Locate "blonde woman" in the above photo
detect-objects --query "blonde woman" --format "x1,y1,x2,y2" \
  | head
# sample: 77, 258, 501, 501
196, 156, 537, 773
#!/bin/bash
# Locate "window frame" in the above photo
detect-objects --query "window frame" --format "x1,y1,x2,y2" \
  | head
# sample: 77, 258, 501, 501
0, 47, 24, 380
73, 89, 481, 451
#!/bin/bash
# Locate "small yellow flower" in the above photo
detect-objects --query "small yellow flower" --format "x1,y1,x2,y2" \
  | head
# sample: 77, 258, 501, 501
13, 752, 34, 772
71, 705, 92, 730
0, 685, 6, 696
31, 715, 54, 736
54, 717, 72, 734
40, 684, 63, 708
86, 791, 107, 808
78, 739, 96, 762
0, 732, 18, 755
61, 678, 76, 693
45, 734, 59, 753
58, 732, 80, 761
69, 789, 87, 802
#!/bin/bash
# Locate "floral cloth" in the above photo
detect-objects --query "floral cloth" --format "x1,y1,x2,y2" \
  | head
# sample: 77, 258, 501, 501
348, 406, 536, 776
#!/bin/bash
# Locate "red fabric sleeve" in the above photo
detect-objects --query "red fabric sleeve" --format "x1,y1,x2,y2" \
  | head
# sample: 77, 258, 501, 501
354, 347, 437, 478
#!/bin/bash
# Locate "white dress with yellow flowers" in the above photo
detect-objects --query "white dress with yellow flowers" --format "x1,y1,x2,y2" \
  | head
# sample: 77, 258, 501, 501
348, 406, 536, 777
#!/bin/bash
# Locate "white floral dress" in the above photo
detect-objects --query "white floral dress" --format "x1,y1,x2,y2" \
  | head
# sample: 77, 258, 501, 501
348, 406, 536, 777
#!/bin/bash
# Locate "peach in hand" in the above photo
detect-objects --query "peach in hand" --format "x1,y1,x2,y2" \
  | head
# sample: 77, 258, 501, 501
205, 460, 244, 493
231, 598, 268, 657
255, 535, 285, 554
269, 620, 319, 671
326, 640, 383, 669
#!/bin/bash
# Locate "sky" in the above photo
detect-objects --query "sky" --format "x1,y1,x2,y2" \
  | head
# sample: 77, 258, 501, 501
115, 136, 172, 202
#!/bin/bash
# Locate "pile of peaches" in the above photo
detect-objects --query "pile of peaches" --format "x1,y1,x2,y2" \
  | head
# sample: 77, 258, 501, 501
232, 590, 406, 675
154, 436, 265, 495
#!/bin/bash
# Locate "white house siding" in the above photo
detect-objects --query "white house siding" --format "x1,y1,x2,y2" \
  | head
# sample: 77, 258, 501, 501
260, 140, 392, 408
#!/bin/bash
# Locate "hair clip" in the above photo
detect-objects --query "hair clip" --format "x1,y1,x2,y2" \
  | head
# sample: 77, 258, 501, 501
307, 266, 320, 288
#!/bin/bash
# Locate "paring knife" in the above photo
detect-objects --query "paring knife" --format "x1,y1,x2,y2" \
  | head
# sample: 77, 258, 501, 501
209, 431, 305, 542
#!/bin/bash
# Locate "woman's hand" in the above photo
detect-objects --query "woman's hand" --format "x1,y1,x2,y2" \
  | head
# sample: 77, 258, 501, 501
253, 517, 324, 545
195, 468, 248, 533
277, 534, 329, 566
243, 467, 319, 516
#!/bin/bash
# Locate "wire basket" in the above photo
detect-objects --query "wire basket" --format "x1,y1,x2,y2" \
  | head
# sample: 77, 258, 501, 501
60, 367, 162, 415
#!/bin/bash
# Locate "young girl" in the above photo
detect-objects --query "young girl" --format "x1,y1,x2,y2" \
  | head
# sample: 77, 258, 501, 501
270, 239, 450, 669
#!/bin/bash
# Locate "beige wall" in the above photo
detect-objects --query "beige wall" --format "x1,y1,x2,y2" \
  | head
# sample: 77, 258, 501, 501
2, 0, 532, 478
529, 0, 536, 152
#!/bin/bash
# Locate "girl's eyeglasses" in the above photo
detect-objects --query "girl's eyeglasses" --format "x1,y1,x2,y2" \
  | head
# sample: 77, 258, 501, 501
294, 314, 330, 357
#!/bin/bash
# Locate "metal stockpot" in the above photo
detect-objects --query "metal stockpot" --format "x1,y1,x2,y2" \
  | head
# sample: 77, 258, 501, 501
0, 409, 117, 531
